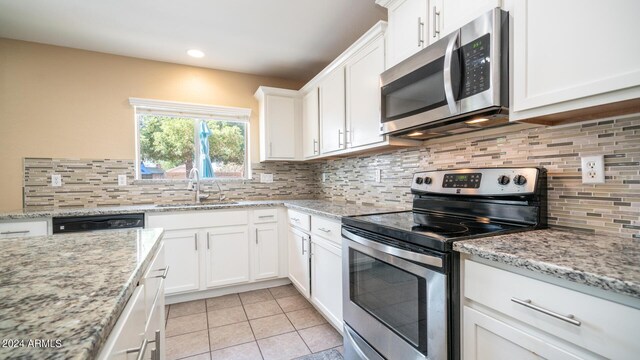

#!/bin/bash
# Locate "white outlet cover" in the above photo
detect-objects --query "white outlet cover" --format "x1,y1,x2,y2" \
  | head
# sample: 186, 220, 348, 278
322, 173, 327, 183
375, 169, 381, 183
581, 155, 605, 184
118, 174, 127, 186
51, 174, 62, 187
260, 173, 273, 183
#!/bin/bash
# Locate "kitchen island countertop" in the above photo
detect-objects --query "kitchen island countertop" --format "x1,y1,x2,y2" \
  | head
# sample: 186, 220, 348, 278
454, 229, 640, 300
0, 228, 164, 359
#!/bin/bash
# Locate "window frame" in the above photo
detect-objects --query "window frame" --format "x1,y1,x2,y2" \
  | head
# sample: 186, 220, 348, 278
130, 97, 252, 181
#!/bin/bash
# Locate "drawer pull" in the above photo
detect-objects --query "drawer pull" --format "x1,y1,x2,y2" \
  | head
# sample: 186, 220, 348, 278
153, 266, 170, 279
258, 215, 274, 219
317, 227, 331, 233
291, 217, 300, 222
1, 230, 30, 235
511, 297, 581, 326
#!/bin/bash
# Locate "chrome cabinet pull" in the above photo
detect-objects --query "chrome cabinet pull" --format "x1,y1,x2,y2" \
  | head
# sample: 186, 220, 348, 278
301, 236, 306, 255
258, 215, 274, 219
154, 330, 161, 360
313, 139, 319, 154
255, 228, 259, 245
338, 129, 344, 148
432, 7, 440, 38
418, 17, 425, 47
317, 227, 331, 233
126, 338, 148, 360
345, 129, 351, 146
153, 266, 170, 279
206, 232, 210, 250
194, 233, 198, 251
269, 142, 273, 157
291, 217, 300, 222
511, 297, 581, 326
1, 230, 30, 235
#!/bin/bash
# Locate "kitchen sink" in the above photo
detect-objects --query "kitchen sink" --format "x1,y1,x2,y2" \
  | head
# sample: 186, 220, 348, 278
154, 201, 239, 208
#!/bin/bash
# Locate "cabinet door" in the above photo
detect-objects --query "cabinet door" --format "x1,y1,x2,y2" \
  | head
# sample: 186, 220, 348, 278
145, 285, 165, 360
98, 286, 146, 360
440, 0, 500, 37
204, 226, 250, 288
0, 220, 48, 238
163, 230, 200, 295
253, 223, 279, 281
346, 36, 385, 148
310, 237, 343, 329
463, 306, 584, 360
265, 95, 297, 159
319, 67, 346, 154
288, 226, 310, 298
302, 88, 320, 158
387, 0, 428, 67
511, 0, 640, 114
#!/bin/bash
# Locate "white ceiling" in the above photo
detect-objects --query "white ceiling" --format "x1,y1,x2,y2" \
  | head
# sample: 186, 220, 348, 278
0, 0, 386, 82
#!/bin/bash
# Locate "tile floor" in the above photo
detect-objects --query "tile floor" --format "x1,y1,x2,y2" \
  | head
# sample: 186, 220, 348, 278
164, 284, 344, 360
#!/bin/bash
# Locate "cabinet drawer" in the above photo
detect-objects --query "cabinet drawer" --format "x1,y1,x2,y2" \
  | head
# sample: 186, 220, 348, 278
288, 209, 310, 231
252, 208, 278, 224
311, 216, 341, 245
0, 220, 48, 238
464, 260, 640, 359
147, 210, 248, 230
143, 243, 166, 320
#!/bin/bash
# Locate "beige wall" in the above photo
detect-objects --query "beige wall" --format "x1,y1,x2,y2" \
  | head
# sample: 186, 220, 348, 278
0, 38, 302, 211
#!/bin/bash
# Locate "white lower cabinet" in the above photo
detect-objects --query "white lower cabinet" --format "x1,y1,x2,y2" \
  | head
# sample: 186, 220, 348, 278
0, 219, 48, 237
310, 236, 343, 329
163, 229, 200, 295
288, 226, 311, 298
204, 226, 250, 288
254, 222, 279, 281
98, 243, 165, 360
462, 259, 640, 360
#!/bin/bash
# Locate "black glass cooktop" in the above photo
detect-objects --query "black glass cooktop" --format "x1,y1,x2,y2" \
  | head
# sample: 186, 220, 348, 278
342, 211, 528, 252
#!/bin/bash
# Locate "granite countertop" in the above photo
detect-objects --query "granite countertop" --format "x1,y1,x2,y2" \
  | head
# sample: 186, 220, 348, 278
454, 229, 640, 300
0, 228, 164, 359
0, 199, 411, 221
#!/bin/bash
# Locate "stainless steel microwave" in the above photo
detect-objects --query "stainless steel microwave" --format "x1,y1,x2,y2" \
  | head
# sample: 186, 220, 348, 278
380, 8, 509, 140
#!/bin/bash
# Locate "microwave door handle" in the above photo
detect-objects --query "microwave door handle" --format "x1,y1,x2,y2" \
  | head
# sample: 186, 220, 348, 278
443, 31, 460, 115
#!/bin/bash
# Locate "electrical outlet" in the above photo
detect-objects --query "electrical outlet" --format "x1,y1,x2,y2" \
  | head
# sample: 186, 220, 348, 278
51, 174, 62, 187
118, 174, 127, 186
375, 169, 381, 183
322, 173, 327, 183
581, 155, 605, 184
260, 173, 273, 183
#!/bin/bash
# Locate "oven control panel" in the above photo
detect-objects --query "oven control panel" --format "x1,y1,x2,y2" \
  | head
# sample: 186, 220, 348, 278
412, 168, 540, 196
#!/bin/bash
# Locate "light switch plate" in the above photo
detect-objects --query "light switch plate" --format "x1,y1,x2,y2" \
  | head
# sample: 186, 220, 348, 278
581, 155, 605, 184
260, 173, 273, 183
51, 174, 62, 187
118, 174, 127, 186
375, 169, 381, 183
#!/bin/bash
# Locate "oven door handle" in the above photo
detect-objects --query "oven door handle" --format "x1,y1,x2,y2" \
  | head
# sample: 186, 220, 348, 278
342, 228, 443, 268
344, 325, 386, 360
443, 30, 460, 115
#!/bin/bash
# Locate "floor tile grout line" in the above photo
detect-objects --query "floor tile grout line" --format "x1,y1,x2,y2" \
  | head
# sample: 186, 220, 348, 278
295, 328, 314, 355
204, 296, 213, 358
239, 293, 266, 360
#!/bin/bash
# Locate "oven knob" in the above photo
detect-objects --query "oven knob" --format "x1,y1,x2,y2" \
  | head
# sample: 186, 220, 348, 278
424, 177, 432, 184
415, 177, 424, 185
514, 175, 527, 186
497, 175, 510, 185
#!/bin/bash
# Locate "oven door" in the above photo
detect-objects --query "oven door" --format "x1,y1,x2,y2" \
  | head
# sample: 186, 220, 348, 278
342, 227, 448, 360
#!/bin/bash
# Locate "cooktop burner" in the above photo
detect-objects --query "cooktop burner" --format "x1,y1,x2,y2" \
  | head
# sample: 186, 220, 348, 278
342, 211, 527, 252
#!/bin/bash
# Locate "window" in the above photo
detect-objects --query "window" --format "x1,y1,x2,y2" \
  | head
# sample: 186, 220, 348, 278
130, 98, 251, 180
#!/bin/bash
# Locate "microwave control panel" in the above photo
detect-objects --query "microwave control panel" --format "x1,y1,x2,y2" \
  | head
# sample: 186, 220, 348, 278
460, 33, 491, 100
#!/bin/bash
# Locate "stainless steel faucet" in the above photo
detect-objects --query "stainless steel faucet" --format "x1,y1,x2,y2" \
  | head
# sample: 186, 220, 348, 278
188, 168, 209, 203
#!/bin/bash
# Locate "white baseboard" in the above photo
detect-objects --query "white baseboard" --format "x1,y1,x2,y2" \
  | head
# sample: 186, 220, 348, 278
165, 277, 291, 305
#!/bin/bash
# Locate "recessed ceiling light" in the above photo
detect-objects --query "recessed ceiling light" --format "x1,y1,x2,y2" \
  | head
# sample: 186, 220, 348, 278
465, 118, 489, 124
187, 49, 205, 58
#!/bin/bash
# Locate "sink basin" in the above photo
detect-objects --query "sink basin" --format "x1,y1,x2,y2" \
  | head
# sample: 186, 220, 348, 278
154, 201, 238, 208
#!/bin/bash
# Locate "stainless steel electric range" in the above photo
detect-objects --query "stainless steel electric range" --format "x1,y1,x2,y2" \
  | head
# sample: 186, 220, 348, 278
341, 167, 547, 360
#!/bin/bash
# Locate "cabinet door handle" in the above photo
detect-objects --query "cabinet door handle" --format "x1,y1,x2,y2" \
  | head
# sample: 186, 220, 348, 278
194, 233, 198, 251
126, 338, 149, 360
255, 228, 259, 244
207, 232, 210, 250
153, 266, 170, 279
313, 139, 319, 154
269, 142, 273, 157
154, 329, 161, 360
291, 217, 300, 222
511, 297, 581, 326
258, 215, 274, 219
301, 236, 306, 255
432, 7, 440, 38
345, 129, 351, 146
418, 17, 425, 47
317, 227, 331, 233
1, 230, 30, 235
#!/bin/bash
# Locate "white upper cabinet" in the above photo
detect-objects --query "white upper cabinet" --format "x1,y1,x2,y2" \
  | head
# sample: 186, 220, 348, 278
319, 67, 347, 154
379, 0, 429, 67
345, 35, 386, 148
506, 0, 640, 123
254, 86, 301, 161
439, 0, 501, 37
302, 88, 320, 158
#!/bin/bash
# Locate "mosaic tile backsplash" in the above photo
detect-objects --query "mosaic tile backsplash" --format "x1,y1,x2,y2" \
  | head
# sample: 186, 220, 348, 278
24, 117, 639, 238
